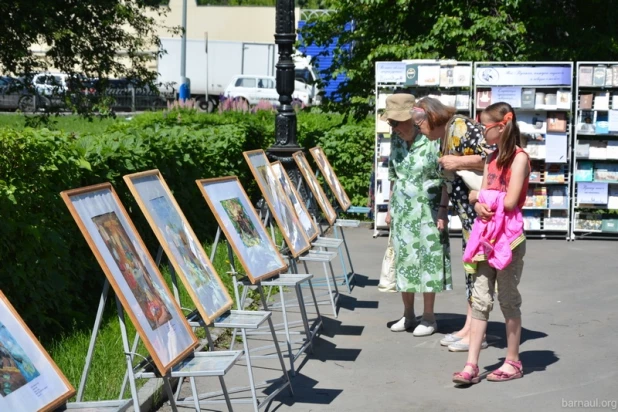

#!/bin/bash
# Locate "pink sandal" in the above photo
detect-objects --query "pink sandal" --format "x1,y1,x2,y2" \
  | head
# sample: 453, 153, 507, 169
452, 362, 481, 385
487, 360, 523, 382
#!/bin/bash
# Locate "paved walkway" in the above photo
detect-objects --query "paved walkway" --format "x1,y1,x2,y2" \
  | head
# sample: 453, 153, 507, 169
158, 228, 618, 412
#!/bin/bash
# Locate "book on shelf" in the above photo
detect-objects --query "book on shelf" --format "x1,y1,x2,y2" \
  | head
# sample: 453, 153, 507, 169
607, 141, 618, 159
575, 213, 603, 231
594, 91, 610, 111
579, 66, 593, 87
476, 89, 491, 109
589, 140, 608, 159
543, 93, 557, 109
548, 187, 568, 209
534, 92, 546, 109
545, 164, 566, 183
593, 163, 618, 182
607, 185, 618, 209
611, 64, 618, 86
533, 186, 548, 208
404, 64, 419, 86
418, 65, 440, 86
518, 112, 547, 134
529, 166, 542, 183
544, 215, 568, 230
576, 141, 590, 158
556, 90, 571, 110
575, 161, 594, 182
524, 140, 546, 159
522, 210, 542, 230
595, 112, 609, 134
376, 114, 390, 133
547, 111, 567, 133
577, 110, 595, 133
377, 93, 391, 110
607, 67, 615, 87
452, 66, 472, 87
521, 88, 535, 109
524, 188, 535, 208
439, 93, 457, 107
601, 218, 618, 233
580, 93, 594, 110
612, 94, 618, 110
593, 66, 607, 86
440, 67, 455, 87
455, 94, 470, 110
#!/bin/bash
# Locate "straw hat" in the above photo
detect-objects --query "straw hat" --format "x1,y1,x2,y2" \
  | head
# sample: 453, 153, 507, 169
380, 93, 416, 122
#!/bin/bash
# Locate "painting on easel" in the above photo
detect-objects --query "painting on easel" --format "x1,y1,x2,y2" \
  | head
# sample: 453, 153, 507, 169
293, 151, 337, 225
61, 183, 198, 375
124, 170, 234, 325
309, 146, 352, 211
0, 290, 75, 412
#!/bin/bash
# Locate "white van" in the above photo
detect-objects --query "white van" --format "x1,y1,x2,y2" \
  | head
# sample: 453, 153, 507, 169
223, 75, 313, 106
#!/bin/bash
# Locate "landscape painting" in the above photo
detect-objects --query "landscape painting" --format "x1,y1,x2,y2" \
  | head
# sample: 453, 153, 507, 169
310, 146, 352, 211
293, 151, 337, 225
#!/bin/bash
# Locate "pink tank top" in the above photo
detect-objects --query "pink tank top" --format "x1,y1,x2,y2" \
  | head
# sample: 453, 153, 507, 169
485, 147, 530, 210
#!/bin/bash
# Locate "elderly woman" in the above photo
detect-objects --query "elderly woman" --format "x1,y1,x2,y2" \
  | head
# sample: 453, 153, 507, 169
382, 93, 452, 335
411, 97, 490, 351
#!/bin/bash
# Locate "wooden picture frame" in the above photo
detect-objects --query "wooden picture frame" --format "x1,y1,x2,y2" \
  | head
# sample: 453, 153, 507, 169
271, 161, 319, 242
293, 151, 337, 225
123, 170, 233, 325
0, 290, 75, 412
60, 183, 198, 375
309, 146, 352, 211
243, 149, 311, 257
196, 176, 288, 284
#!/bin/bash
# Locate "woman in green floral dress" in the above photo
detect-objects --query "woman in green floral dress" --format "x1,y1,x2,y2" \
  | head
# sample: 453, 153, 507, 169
382, 94, 452, 336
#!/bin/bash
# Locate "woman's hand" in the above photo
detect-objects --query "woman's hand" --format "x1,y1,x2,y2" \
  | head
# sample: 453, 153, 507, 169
438, 155, 460, 171
437, 207, 448, 231
474, 202, 494, 222
385, 210, 391, 225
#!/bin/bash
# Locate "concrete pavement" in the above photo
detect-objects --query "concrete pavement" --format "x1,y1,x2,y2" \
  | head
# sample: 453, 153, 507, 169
157, 227, 618, 412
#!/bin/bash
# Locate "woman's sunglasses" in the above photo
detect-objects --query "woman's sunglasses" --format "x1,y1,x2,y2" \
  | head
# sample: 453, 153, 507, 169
387, 119, 400, 128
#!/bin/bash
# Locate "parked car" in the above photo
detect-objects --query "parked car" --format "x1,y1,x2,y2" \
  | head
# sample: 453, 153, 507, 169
0, 76, 38, 112
223, 75, 312, 107
85, 78, 172, 112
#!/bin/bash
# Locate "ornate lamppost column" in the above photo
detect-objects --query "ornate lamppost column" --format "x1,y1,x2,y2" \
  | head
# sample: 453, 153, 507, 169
267, 0, 301, 167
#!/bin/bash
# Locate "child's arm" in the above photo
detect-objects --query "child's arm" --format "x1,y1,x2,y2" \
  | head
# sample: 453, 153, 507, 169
474, 159, 493, 220
504, 152, 530, 211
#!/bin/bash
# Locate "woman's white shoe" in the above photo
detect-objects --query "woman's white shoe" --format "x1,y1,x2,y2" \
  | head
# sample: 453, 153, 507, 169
390, 317, 417, 332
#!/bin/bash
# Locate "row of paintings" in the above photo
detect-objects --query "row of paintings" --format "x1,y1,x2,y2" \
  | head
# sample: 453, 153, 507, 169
4, 147, 350, 411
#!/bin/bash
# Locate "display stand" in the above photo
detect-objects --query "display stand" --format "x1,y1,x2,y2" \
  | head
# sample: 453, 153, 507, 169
65, 280, 240, 412
571, 61, 618, 240
474, 61, 574, 239
373, 60, 474, 237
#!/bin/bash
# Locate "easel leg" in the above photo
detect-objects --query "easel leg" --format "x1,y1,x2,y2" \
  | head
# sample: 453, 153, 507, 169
241, 327, 260, 412
218, 376, 234, 412
335, 225, 356, 285
258, 285, 294, 397
307, 279, 322, 327
190, 377, 201, 412
278, 285, 294, 375
295, 283, 313, 354
115, 298, 141, 412
163, 375, 179, 412
76, 280, 109, 402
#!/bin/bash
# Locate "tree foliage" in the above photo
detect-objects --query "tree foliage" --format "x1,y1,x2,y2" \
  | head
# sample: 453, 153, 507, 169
299, 0, 618, 115
0, 0, 177, 115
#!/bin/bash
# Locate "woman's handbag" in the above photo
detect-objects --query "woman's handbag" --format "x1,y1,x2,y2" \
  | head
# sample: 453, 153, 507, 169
455, 169, 483, 191
378, 235, 397, 293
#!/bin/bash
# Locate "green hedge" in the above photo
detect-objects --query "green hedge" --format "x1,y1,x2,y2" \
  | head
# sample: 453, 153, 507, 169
0, 110, 373, 341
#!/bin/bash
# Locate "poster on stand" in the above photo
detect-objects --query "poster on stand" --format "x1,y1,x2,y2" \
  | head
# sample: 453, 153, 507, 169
293, 151, 338, 225
243, 149, 311, 257
61, 183, 198, 375
196, 176, 287, 283
0, 291, 75, 412
309, 146, 352, 211
124, 170, 234, 325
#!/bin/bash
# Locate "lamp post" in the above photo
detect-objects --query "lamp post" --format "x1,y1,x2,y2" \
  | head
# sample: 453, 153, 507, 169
267, 0, 300, 166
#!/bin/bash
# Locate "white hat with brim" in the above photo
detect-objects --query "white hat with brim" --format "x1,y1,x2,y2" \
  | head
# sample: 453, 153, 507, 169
380, 93, 416, 122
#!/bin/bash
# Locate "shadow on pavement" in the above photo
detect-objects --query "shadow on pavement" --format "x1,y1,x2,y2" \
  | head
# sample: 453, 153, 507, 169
338, 294, 379, 311
483, 350, 559, 376
266, 372, 343, 411
320, 316, 365, 338
350, 273, 379, 288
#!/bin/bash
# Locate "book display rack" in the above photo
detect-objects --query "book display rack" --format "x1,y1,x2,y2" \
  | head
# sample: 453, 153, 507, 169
373, 60, 474, 237
571, 62, 618, 239
473, 62, 574, 239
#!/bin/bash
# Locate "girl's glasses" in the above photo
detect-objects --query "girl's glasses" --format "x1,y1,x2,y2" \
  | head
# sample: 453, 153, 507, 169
480, 122, 502, 133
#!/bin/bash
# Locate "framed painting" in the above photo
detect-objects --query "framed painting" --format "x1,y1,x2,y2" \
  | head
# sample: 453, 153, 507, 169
124, 170, 233, 325
196, 176, 287, 284
243, 149, 311, 257
271, 161, 319, 242
293, 151, 337, 225
0, 291, 75, 412
309, 146, 352, 211
60, 183, 198, 375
